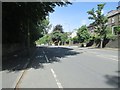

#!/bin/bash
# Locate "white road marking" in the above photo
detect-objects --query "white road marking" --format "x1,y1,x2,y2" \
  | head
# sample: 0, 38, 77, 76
51, 68, 63, 88
42, 50, 49, 63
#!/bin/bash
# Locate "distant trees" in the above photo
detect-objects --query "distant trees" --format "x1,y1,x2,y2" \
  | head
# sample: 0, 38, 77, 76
87, 3, 108, 48
53, 24, 64, 33
51, 24, 67, 45
36, 24, 69, 46
76, 25, 91, 46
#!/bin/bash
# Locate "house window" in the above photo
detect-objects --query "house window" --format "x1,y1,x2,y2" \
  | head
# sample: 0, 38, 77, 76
111, 17, 115, 23
119, 15, 120, 21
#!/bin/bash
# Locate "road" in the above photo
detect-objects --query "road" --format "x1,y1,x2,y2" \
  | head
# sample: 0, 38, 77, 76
1, 46, 119, 88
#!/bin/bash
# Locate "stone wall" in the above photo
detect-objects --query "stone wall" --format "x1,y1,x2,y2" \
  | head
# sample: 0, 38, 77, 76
105, 36, 119, 48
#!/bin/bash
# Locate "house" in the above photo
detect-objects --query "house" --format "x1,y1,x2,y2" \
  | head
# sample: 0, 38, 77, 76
70, 30, 77, 38
87, 2, 120, 35
87, 23, 95, 35
106, 2, 120, 34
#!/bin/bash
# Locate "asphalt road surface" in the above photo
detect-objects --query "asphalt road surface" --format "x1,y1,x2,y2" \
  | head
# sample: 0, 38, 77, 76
1, 46, 119, 88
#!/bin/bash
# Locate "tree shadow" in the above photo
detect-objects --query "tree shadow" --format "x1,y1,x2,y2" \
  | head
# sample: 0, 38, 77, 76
2, 46, 80, 72
104, 71, 120, 88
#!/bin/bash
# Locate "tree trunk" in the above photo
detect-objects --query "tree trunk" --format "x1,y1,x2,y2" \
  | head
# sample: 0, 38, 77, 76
100, 38, 103, 48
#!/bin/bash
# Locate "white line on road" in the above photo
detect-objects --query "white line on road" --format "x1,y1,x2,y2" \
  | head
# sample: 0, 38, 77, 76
51, 68, 63, 88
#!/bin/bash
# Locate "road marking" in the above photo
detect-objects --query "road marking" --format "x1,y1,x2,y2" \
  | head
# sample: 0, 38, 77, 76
42, 50, 49, 63
43, 50, 63, 88
96, 55, 118, 61
51, 68, 63, 88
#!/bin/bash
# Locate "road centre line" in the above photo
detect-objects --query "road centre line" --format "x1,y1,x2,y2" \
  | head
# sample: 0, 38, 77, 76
51, 68, 63, 89
42, 49, 63, 88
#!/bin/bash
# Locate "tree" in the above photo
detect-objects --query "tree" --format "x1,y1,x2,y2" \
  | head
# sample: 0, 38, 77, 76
87, 3, 108, 48
36, 34, 51, 45
2, 1, 71, 47
61, 32, 68, 45
77, 25, 91, 45
51, 31, 62, 45
53, 24, 64, 33
37, 17, 52, 35
51, 24, 65, 45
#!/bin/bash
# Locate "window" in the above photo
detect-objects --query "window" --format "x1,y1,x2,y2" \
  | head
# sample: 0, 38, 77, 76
119, 15, 120, 21
111, 17, 115, 23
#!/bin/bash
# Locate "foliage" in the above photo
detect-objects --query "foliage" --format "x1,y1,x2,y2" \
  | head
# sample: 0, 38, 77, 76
3, 2, 71, 47
87, 3, 108, 39
51, 24, 68, 45
37, 17, 52, 35
87, 3, 108, 48
61, 33, 68, 43
106, 27, 117, 40
36, 34, 51, 45
114, 26, 120, 35
53, 24, 64, 33
77, 25, 91, 43
51, 31, 62, 45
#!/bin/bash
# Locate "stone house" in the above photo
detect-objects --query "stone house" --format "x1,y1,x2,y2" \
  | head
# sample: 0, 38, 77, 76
106, 5, 120, 34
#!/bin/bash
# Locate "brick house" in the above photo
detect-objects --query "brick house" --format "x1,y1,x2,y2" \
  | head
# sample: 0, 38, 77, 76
106, 4, 120, 34
87, 2, 120, 35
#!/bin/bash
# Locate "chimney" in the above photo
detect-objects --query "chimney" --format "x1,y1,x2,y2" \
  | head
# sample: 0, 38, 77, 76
117, 1, 120, 10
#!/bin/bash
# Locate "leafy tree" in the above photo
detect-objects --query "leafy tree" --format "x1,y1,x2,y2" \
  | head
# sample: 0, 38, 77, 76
53, 24, 64, 33
2, 2, 71, 48
87, 3, 108, 48
72, 36, 79, 44
51, 24, 65, 45
61, 32, 68, 45
77, 25, 91, 44
36, 34, 51, 45
37, 17, 52, 35
51, 31, 62, 45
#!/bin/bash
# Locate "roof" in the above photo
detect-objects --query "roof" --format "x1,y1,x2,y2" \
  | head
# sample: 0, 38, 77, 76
107, 10, 120, 17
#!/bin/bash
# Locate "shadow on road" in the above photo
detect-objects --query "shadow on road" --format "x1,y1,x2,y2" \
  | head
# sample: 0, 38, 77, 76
2, 46, 80, 72
104, 71, 120, 88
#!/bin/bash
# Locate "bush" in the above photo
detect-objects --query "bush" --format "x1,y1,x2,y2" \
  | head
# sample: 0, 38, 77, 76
114, 26, 120, 35
106, 27, 117, 40
106, 34, 117, 41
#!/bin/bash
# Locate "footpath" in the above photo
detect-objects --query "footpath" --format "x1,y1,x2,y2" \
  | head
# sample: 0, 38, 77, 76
2, 47, 37, 88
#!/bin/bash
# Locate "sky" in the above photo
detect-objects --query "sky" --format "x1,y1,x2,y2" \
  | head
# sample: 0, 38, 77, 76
48, 2, 118, 33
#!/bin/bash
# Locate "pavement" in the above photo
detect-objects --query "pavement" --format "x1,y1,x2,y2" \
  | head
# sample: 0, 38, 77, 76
1, 47, 36, 89
1, 46, 119, 88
